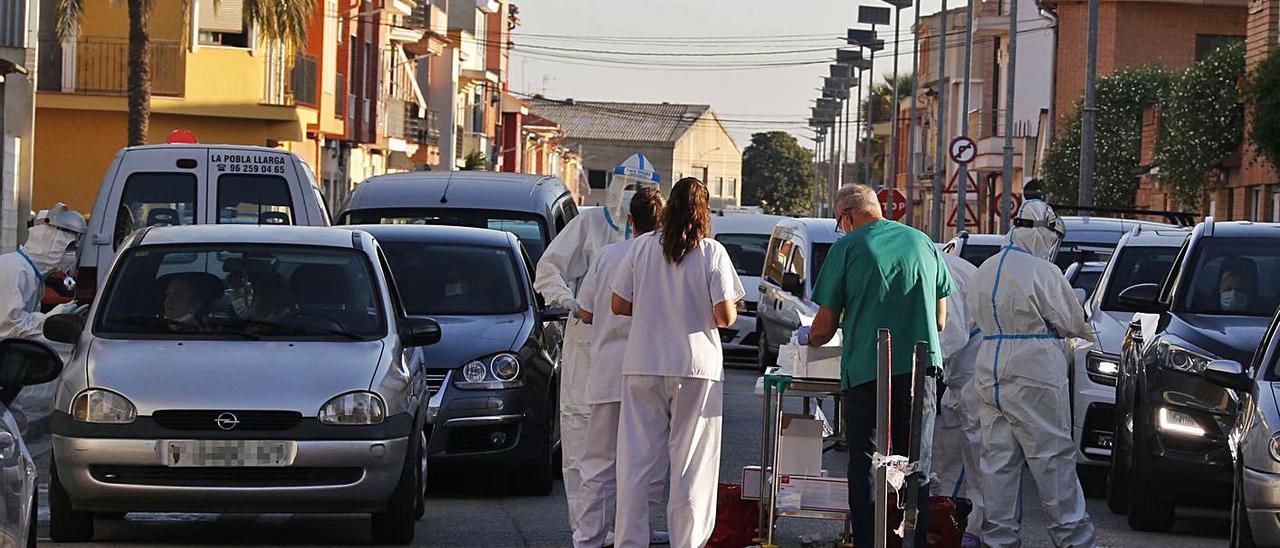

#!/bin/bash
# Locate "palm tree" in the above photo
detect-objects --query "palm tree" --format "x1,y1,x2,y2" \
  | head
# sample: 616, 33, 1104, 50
56, 0, 316, 146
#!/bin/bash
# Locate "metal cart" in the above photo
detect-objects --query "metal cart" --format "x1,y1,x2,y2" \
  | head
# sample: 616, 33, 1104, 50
755, 368, 851, 547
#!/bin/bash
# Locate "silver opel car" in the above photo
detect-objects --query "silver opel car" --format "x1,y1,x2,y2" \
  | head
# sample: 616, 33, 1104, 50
42, 225, 440, 544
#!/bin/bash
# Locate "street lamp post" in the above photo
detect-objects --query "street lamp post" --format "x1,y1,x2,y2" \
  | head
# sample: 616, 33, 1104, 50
931, 0, 950, 240
883, 0, 912, 199
956, 0, 976, 231
1000, 0, 1019, 231
1079, 0, 1100, 209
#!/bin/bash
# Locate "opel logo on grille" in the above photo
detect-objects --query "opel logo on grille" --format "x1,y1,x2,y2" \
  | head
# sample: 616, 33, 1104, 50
215, 412, 240, 431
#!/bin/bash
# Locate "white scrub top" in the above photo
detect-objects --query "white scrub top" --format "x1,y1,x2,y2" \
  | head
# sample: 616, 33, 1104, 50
577, 239, 636, 404
611, 232, 745, 381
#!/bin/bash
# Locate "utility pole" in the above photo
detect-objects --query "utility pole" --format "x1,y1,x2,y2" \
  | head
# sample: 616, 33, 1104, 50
867, 30, 878, 189
843, 92, 852, 193
956, 0, 976, 231
858, 76, 869, 185
906, 1, 922, 226
932, 0, 950, 240
1000, 0, 1019, 231
888, 7, 904, 196
1079, 0, 1100, 209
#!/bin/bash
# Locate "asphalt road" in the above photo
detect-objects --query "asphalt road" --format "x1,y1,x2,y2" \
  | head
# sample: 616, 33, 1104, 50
36, 360, 1229, 547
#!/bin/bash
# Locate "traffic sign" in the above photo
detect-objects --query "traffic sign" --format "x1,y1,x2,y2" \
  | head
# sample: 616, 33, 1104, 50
949, 136, 977, 164
993, 192, 1023, 219
942, 170, 979, 195
946, 202, 980, 228
877, 188, 908, 221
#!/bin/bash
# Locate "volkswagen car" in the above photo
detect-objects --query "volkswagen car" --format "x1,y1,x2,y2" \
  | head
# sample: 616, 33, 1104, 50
43, 225, 440, 544
1067, 226, 1187, 492
1110, 219, 1280, 532
357, 224, 566, 496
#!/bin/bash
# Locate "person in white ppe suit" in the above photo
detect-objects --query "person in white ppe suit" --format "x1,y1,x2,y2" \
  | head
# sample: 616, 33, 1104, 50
573, 187, 668, 547
611, 178, 744, 548
930, 252, 984, 544
0, 202, 86, 341
965, 200, 1097, 548
534, 153, 661, 533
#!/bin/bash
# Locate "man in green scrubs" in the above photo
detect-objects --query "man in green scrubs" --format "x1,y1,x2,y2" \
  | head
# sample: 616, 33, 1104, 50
799, 183, 954, 548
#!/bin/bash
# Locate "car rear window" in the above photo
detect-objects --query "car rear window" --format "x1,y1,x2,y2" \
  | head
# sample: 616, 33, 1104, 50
379, 241, 525, 316
96, 245, 385, 340
715, 233, 770, 277
342, 208, 549, 263
114, 173, 198, 248
1177, 239, 1280, 317
217, 174, 295, 225
960, 244, 1000, 267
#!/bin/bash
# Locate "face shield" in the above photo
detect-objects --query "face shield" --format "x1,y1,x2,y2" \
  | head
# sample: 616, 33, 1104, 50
604, 153, 661, 238
1008, 200, 1065, 261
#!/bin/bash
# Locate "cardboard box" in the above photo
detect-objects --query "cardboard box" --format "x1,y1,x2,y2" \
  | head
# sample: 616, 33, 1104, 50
741, 466, 850, 512
779, 414, 824, 476
777, 343, 841, 380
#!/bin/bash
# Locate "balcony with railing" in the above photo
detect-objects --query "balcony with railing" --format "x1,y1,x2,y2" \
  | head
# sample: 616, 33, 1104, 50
37, 37, 185, 96
262, 44, 317, 107
405, 105, 440, 146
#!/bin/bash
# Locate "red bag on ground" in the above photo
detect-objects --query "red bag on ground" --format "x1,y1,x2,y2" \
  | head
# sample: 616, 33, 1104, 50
707, 483, 760, 548
886, 494, 968, 548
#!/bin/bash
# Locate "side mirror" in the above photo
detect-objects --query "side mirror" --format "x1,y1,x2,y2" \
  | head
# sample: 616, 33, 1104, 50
399, 317, 441, 348
1073, 288, 1088, 306
1202, 359, 1252, 392
43, 313, 85, 345
0, 339, 64, 388
782, 273, 805, 298
541, 306, 570, 322
1117, 283, 1164, 313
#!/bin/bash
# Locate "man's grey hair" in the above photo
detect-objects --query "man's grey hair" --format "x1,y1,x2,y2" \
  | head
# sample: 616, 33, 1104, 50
835, 184, 881, 216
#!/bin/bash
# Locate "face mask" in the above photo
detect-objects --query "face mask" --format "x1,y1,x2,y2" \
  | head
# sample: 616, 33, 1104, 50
1221, 289, 1250, 312
444, 282, 464, 297
57, 250, 78, 274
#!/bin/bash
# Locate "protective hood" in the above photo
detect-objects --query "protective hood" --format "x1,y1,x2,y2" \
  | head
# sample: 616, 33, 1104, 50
604, 153, 661, 238
21, 224, 77, 274
1007, 200, 1064, 260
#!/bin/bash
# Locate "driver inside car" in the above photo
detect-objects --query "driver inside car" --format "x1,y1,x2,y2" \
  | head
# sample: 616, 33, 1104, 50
162, 276, 202, 327
1218, 258, 1258, 314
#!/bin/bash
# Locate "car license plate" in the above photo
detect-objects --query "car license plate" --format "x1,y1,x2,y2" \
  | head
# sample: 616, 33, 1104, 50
163, 440, 294, 467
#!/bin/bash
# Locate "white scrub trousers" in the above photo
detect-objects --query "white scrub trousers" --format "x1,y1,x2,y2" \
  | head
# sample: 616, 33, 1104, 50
616, 375, 722, 548
574, 402, 667, 548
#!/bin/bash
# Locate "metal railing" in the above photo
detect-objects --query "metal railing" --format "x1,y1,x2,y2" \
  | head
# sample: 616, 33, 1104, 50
37, 37, 184, 96
404, 106, 440, 145
262, 47, 317, 107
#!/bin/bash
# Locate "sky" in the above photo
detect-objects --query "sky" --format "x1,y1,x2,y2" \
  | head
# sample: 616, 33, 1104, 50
510, 0, 947, 152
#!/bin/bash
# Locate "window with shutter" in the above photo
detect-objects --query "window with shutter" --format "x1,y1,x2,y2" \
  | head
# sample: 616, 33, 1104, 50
198, 0, 249, 47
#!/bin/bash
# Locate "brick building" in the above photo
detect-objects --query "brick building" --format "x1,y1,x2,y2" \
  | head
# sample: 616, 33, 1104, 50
1043, 0, 1247, 136
1236, 0, 1280, 221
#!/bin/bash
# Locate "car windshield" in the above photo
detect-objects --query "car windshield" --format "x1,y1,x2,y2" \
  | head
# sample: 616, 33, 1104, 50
812, 243, 832, 281
1101, 246, 1181, 311
96, 245, 385, 339
379, 241, 526, 316
1177, 239, 1280, 317
342, 208, 549, 263
716, 233, 769, 277
960, 243, 1001, 267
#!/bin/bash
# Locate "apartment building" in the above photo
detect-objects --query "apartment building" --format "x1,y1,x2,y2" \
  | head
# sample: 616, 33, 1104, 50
0, 0, 37, 251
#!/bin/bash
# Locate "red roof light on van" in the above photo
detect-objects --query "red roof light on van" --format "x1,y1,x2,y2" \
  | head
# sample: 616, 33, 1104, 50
167, 130, 199, 144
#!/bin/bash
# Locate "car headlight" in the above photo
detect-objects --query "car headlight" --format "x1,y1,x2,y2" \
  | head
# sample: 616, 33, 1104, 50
1270, 434, 1280, 463
71, 389, 137, 424
1158, 407, 1206, 437
1085, 351, 1120, 386
318, 391, 386, 425
454, 353, 524, 389
1161, 343, 1214, 374
491, 354, 520, 381
0, 432, 16, 464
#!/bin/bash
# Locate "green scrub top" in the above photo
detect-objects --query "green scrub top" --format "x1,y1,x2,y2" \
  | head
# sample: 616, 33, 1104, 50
811, 220, 956, 390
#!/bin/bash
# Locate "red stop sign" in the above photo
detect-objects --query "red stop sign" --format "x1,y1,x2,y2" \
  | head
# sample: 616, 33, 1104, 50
877, 188, 908, 221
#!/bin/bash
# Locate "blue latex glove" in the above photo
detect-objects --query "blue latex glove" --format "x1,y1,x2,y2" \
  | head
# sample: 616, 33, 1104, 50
795, 326, 812, 346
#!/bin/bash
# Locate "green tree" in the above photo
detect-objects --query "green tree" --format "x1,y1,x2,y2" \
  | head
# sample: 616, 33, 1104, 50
742, 131, 815, 216
1156, 41, 1244, 208
462, 151, 489, 171
1247, 44, 1280, 170
57, 0, 316, 146
1043, 66, 1174, 206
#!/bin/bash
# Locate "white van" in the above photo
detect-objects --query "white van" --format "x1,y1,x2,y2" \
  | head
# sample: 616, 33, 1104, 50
77, 144, 331, 302
710, 212, 784, 354
755, 217, 839, 372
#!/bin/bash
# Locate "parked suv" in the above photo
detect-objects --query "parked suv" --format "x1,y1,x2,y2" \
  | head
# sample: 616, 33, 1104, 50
357, 224, 566, 495
1110, 219, 1280, 532
756, 218, 837, 372
1068, 227, 1187, 486
43, 225, 441, 543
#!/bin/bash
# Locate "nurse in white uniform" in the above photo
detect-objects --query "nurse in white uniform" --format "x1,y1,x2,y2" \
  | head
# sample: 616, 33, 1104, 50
610, 178, 744, 548
574, 188, 668, 547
